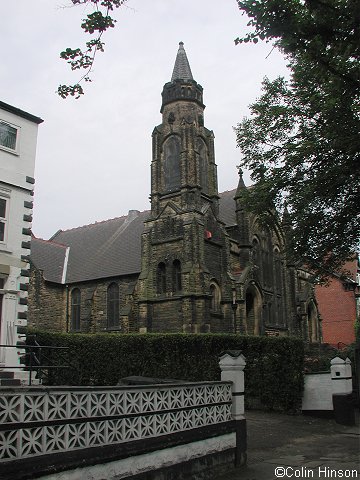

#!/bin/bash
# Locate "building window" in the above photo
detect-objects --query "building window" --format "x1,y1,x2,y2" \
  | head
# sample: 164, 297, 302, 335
157, 262, 167, 294
172, 260, 182, 292
163, 136, 181, 192
71, 288, 81, 331
0, 121, 18, 152
210, 282, 221, 311
197, 138, 208, 193
274, 247, 282, 292
107, 282, 119, 328
0, 198, 7, 243
252, 238, 259, 265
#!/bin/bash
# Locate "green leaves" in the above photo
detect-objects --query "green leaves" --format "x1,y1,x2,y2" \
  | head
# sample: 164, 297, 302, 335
81, 11, 116, 34
58, 0, 127, 99
57, 83, 85, 100
28, 329, 305, 413
235, 0, 360, 277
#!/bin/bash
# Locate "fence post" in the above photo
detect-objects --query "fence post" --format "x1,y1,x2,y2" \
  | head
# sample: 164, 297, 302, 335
219, 350, 246, 467
330, 356, 355, 425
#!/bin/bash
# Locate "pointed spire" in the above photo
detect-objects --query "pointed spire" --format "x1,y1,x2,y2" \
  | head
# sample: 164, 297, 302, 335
171, 42, 193, 82
235, 166, 247, 199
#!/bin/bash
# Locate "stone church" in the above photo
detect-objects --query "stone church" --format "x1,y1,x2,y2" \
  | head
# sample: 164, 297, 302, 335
29, 43, 320, 342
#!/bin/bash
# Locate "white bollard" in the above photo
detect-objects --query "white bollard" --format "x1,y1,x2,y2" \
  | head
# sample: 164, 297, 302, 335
219, 350, 247, 467
330, 357, 352, 395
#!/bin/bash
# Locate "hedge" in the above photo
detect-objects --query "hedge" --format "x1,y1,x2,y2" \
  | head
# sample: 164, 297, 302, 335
26, 331, 304, 413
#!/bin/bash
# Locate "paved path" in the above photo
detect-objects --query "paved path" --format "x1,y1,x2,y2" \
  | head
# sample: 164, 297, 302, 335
217, 410, 359, 480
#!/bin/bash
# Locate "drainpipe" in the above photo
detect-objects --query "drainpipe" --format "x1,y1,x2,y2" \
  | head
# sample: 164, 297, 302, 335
62, 247, 70, 333
66, 285, 69, 333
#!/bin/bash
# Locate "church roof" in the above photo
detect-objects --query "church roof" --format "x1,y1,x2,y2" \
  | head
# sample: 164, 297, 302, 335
30, 237, 68, 283
171, 42, 193, 82
219, 189, 237, 226
31, 191, 237, 284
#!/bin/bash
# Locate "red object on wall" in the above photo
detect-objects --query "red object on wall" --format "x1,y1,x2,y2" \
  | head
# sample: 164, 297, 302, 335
315, 259, 359, 347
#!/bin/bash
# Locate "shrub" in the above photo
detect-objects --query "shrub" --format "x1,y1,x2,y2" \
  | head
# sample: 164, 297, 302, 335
27, 330, 304, 413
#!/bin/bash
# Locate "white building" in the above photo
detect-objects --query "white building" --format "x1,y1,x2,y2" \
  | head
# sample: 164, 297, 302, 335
0, 101, 43, 383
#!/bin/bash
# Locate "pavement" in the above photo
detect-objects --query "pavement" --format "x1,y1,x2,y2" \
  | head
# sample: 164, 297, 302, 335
216, 410, 360, 480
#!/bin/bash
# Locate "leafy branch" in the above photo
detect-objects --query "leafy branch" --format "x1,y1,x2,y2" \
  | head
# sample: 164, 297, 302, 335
58, 0, 127, 99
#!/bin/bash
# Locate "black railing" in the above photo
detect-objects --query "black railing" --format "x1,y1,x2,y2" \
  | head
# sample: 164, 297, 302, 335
0, 339, 70, 386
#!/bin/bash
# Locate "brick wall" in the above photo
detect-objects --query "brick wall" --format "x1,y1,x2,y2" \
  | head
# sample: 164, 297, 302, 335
315, 260, 357, 346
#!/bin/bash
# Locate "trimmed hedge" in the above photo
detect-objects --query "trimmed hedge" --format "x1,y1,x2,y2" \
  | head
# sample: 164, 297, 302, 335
304, 342, 356, 373
27, 331, 304, 413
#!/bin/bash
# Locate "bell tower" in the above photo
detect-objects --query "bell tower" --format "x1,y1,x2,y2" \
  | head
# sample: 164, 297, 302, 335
138, 43, 232, 334
150, 42, 219, 216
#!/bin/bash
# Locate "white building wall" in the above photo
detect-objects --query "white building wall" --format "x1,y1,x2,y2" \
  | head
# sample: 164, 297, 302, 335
302, 372, 333, 411
0, 102, 42, 377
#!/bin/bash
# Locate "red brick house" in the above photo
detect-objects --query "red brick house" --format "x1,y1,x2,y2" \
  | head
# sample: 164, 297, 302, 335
315, 257, 359, 347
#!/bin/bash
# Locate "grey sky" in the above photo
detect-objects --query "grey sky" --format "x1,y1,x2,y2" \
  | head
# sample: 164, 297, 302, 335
1, 0, 288, 239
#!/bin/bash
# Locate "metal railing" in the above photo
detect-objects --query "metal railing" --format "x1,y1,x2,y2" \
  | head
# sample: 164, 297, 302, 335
0, 338, 70, 386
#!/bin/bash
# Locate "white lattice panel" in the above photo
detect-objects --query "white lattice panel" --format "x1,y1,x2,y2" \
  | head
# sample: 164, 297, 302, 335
0, 382, 232, 462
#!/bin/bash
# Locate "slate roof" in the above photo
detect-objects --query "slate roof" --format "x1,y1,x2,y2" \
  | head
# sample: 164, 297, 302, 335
30, 238, 68, 283
219, 189, 237, 226
171, 42, 193, 82
31, 190, 238, 284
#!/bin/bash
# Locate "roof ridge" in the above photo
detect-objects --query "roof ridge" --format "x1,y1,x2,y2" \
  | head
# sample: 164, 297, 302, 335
219, 188, 237, 195
51, 209, 151, 236
55, 214, 130, 234
32, 236, 68, 249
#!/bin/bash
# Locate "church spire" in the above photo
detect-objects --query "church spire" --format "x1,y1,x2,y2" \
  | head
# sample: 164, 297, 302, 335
171, 42, 193, 81
161, 43, 204, 113
234, 167, 247, 199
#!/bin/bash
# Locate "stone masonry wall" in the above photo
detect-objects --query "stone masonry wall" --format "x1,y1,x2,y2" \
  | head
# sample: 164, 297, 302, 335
28, 267, 67, 332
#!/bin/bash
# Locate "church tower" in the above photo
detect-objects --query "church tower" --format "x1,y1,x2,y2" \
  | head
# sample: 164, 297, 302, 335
151, 41, 219, 216
137, 43, 233, 333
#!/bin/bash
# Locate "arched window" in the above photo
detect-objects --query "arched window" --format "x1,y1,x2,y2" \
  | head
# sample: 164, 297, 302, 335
262, 233, 273, 287
210, 282, 221, 311
197, 138, 208, 193
172, 260, 182, 292
107, 282, 119, 329
245, 285, 262, 335
252, 238, 259, 266
274, 247, 282, 293
163, 136, 181, 192
157, 262, 167, 294
71, 288, 81, 331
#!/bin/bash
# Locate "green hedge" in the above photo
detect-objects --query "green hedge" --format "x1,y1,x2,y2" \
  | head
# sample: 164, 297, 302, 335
304, 342, 357, 373
27, 331, 304, 413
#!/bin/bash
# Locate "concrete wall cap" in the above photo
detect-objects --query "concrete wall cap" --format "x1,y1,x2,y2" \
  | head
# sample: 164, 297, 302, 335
330, 356, 347, 365
219, 350, 243, 358
219, 351, 246, 366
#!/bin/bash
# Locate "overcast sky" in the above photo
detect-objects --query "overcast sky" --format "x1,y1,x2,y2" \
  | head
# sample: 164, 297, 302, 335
2, 0, 289, 240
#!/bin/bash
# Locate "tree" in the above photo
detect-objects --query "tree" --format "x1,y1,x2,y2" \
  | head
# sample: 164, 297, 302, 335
58, 0, 127, 99
234, 0, 360, 276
